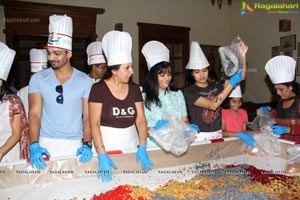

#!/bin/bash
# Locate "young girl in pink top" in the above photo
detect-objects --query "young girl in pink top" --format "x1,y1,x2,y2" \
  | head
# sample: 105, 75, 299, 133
222, 85, 256, 147
222, 85, 248, 134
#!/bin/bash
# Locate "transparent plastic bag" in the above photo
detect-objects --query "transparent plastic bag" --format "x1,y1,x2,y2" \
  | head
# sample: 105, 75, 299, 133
248, 109, 276, 131
183, 126, 197, 145
148, 111, 197, 155
218, 35, 244, 76
241, 109, 279, 156
286, 145, 300, 175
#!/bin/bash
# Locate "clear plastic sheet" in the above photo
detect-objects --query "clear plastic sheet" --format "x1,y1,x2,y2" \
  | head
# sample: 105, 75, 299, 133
218, 35, 244, 76
241, 109, 279, 156
0, 140, 291, 200
148, 111, 197, 156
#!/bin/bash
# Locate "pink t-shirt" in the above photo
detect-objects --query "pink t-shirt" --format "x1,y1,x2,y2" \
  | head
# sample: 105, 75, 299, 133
222, 108, 248, 132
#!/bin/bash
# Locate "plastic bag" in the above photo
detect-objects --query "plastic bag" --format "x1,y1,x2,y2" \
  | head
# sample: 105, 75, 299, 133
247, 109, 276, 131
241, 109, 280, 156
218, 35, 244, 76
286, 145, 300, 175
148, 111, 197, 156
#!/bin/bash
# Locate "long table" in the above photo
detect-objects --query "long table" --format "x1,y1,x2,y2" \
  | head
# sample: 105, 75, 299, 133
0, 138, 295, 200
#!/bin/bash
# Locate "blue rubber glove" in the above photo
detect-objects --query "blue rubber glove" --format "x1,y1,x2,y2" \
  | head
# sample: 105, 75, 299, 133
229, 68, 242, 87
136, 145, 153, 171
272, 125, 288, 135
237, 132, 256, 147
259, 106, 271, 112
29, 142, 51, 170
153, 119, 169, 131
76, 145, 93, 163
188, 124, 200, 132
97, 153, 117, 182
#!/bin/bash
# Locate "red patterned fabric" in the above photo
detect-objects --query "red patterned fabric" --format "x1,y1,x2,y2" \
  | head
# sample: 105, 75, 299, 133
5, 94, 30, 159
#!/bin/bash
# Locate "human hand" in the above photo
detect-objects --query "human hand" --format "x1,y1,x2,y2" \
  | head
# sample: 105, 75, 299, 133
76, 145, 93, 163
229, 69, 242, 87
188, 124, 200, 132
29, 142, 51, 170
153, 119, 169, 131
97, 153, 117, 182
272, 125, 288, 135
136, 145, 153, 171
259, 106, 271, 112
237, 132, 256, 147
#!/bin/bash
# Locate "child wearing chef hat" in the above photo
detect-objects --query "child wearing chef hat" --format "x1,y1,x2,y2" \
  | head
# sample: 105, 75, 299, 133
261, 55, 300, 142
0, 42, 29, 162
183, 41, 249, 143
88, 31, 153, 182
221, 85, 257, 147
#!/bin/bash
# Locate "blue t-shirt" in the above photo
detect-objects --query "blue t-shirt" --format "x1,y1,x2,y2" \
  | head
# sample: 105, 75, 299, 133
29, 68, 93, 139
143, 89, 188, 128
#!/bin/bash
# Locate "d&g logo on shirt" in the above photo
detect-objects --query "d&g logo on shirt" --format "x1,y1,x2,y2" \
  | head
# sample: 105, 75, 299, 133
112, 107, 135, 118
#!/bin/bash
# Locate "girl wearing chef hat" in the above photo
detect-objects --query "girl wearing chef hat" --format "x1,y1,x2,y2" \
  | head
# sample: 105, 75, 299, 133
89, 31, 152, 182
0, 42, 29, 162
262, 55, 300, 143
141, 40, 199, 147
183, 41, 248, 141
222, 85, 257, 147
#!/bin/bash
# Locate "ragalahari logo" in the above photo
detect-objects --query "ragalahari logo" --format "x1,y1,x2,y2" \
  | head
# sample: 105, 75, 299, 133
240, 1, 254, 15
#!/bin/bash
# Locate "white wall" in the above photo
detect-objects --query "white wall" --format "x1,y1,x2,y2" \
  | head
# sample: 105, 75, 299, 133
229, 0, 300, 103
1, 0, 299, 103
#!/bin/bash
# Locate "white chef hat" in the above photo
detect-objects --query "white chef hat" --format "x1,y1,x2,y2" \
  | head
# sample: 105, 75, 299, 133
0, 42, 16, 81
186, 41, 209, 70
47, 14, 73, 51
229, 85, 242, 98
30, 49, 48, 73
86, 41, 106, 65
141, 40, 169, 70
102, 31, 132, 66
265, 55, 296, 84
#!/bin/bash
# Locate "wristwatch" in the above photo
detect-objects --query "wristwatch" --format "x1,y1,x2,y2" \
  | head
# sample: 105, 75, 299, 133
82, 139, 92, 149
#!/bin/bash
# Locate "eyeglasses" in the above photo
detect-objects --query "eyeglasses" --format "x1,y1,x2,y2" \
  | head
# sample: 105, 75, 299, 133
55, 85, 63, 104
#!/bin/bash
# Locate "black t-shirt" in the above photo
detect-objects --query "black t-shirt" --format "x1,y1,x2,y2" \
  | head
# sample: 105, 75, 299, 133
184, 82, 223, 132
88, 81, 143, 128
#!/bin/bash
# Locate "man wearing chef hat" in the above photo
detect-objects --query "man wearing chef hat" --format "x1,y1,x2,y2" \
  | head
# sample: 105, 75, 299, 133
17, 48, 48, 119
89, 30, 152, 182
183, 41, 248, 141
86, 41, 107, 83
0, 42, 29, 162
261, 55, 300, 143
28, 14, 94, 170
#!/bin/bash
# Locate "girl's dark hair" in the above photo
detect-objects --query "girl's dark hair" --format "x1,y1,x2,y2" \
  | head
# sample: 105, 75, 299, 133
0, 79, 14, 102
102, 64, 120, 80
143, 61, 176, 110
186, 69, 195, 85
271, 81, 300, 96
221, 97, 230, 109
